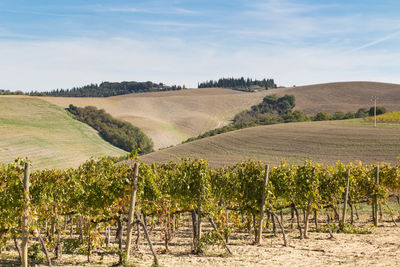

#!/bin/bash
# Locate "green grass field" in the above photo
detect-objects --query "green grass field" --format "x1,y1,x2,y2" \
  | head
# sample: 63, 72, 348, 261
0, 97, 125, 169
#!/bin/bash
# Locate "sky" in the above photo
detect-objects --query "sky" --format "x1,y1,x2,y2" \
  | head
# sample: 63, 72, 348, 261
0, 0, 400, 91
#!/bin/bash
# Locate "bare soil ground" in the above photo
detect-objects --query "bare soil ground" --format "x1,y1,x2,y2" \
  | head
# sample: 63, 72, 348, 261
140, 120, 400, 167
273, 81, 400, 114
1, 207, 400, 267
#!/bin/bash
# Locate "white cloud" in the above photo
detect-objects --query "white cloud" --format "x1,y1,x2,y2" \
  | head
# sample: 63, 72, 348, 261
107, 7, 146, 13
0, 37, 399, 92
98, 5, 197, 15
351, 29, 400, 51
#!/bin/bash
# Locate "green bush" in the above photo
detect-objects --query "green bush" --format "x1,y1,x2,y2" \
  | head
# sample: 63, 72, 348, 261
313, 112, 332, 121
369, 106, 386, 116
355, 108, 368, 118
67, 105, 153, 154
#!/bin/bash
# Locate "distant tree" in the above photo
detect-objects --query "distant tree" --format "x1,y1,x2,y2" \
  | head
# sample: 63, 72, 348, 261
369, 106, 386, 116
332, 112, 346, 120
344, 112, 355, 119
313, 112, 332, 121
29, 81, 185, 97
282, 110, 310, 122
198, 77, 277, 90
355, 108, 369, 118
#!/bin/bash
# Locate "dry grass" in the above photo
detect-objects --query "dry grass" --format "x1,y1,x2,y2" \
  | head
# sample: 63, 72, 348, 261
40, 88, 267, 149
140, 119, 400, 167
41, 82, 400, 150
0, 96, 125, 169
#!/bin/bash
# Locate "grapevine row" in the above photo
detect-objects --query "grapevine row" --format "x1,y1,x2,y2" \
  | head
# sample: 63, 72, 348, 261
0, 157, 399, 266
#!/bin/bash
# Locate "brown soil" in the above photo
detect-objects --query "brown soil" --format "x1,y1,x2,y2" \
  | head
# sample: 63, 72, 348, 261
2, 210, 399, 266
140, 120, 400, 167
273, 81, 400, 114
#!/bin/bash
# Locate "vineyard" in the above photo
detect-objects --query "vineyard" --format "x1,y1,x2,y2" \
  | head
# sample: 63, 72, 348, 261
365, 110, 400, 123
1, 157, 400, 266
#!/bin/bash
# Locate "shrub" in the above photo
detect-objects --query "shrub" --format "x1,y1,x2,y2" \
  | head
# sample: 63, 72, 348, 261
369, 106, 386, 116
313, 112, 332, 121
67, 105, 153, 154
355, 108, 369, 118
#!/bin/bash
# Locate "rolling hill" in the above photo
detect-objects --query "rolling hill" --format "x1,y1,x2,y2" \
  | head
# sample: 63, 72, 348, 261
0, 96, 125, 169
40, 88, 268, 149
137, 120, 400, 167
273, 81, 400, 114
41, 81, 400, 150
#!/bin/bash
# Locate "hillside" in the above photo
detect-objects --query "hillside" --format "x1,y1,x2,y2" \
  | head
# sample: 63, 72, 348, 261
41, 81, 400, 150
273, 81, 400, 114
41, 88, 268, 149
137, 120, 400, 167
0, 96, 125, 169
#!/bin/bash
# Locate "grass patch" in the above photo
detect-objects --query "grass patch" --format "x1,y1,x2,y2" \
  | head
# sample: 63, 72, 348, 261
0, 97, 125, 169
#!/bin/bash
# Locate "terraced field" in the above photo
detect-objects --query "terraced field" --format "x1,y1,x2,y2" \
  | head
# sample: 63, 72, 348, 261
0, 96, 125, 169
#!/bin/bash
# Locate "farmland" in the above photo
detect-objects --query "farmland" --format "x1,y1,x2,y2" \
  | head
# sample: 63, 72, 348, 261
41, 81, 400, 150
141, 119, 400, 167
1, 157, 400, 267
40, 87, 268, 149
0, 96, 125, 169
272, 81, 400, 114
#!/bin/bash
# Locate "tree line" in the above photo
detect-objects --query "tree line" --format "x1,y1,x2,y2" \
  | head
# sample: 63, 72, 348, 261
198, 77, 277, 90
184, 94, 387, 143
184, 95, 307, 142
0, 89, 24, 95
67, 104, 154, 154
30, 81, 185, 97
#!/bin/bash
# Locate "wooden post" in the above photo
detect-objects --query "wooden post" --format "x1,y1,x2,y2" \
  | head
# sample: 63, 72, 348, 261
290, 206, 295, 229
13, 236, 22, 262
209, 217, 232, 254
314, 210, 319, 229
374, 165, 379, 227
126, 162, 139, 260
340, 169, 351, 230
256, 165, 269, 244
293, 204, 303, 238
326, 214, 334, 239
21, 162, 30, 267
38, 235, 52, 266
136, 210, 159, 266
194, 166, 203, 254
190, 210, 198, 252
116, 215, 123, 264
271, 212, 287, 246
303, 168, 315, 238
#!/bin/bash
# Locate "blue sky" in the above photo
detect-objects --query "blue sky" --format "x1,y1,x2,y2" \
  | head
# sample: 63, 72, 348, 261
1, 0, 400, 91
